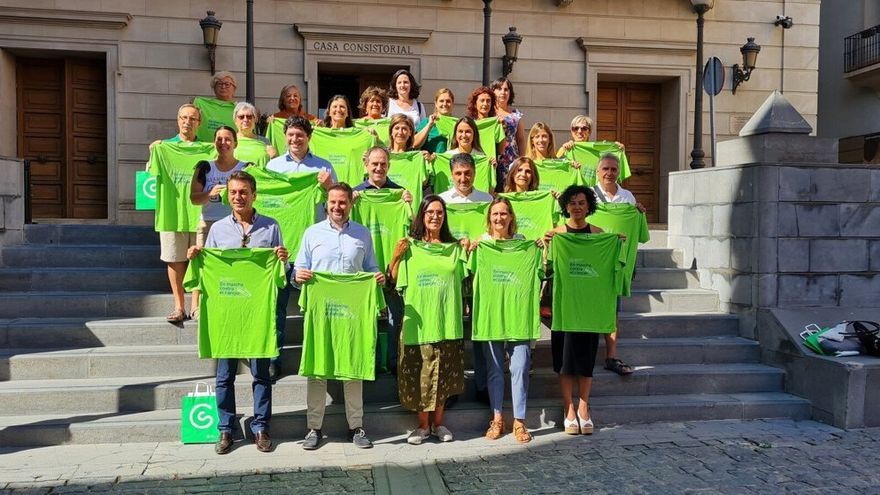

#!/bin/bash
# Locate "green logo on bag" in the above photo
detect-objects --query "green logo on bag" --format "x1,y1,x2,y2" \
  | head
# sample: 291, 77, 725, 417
135, 171, 157, 211
188, 403, 216, 429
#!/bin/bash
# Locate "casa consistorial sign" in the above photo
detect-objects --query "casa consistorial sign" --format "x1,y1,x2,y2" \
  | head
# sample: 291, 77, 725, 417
295, 23, 432, 56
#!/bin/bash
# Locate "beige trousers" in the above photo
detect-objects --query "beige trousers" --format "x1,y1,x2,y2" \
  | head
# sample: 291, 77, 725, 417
306, 378, 364, 430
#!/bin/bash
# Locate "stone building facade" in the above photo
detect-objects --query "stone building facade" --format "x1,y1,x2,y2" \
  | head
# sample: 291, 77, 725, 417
0, 0, 820, 225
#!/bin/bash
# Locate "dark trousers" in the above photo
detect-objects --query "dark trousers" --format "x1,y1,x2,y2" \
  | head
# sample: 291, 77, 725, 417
215, 358, 272, 434
383, 287, 404, 369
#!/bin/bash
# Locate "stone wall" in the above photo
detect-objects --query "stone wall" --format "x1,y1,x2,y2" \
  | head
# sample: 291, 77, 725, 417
0, 156, 25, 245
0, 0, 820, 223
669, 139, 880, 336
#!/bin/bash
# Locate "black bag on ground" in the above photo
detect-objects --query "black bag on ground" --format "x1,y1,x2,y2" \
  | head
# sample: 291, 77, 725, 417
852, 321, 880, 356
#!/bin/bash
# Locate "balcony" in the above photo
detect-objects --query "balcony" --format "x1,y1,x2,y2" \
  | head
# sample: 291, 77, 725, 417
844, 24, 880, 86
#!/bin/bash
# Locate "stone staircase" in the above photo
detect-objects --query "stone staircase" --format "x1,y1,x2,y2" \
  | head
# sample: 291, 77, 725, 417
0, 225, 810, 447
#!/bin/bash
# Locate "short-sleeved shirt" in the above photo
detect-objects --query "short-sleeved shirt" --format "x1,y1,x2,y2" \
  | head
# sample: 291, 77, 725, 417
205, 212, 284, 251
353, 178, 403, 191
594, 183, 637, 205
439, 188, 493, 204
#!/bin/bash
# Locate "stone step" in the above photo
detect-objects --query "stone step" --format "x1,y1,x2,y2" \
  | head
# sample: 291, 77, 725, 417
0, 364, 786, 416
0, 267, 168, 292
0, 245, 162, 268
0, 337, 759, 381
0, 266, 699, 293
0, 292, 173, 319
0, 313, 741, 349
0, 288, 718, 319
644, 229, 668, 249
632, 267, 699, 289
0, 392, 811, 446
22, 224, 159, 246
636, 248, 684, 268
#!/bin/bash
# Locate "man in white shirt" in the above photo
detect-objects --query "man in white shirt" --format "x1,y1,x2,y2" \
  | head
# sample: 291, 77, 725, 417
438, 153, 493, 204
591, 153, 646, 377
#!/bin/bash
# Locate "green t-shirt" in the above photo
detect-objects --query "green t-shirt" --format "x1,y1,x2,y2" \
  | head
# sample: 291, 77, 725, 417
234, 136, 271, 168
351, 189, 412, 271
192, 96, 235, 143
498, 191, 560, 240
265, 118, 287, 160
148, 141, 217, 232
397, 240, 468, 345
353, 117, 391, 146
298, 271, 386, 381
587, 203, 650, 297
446, 202, 490, 241
309, 127, 376, 187
475, 117, 506, 160
435, 115, 457, 144
534, 158, 585, 194
243, 166, 325, 252
564, 142, 631, 186
417, 117, 449, 154
548, 233, 625, 333
470, 239, 543, 341
183, 248, 286, 358
432, 152, 494, 195
388, 151, 429, 208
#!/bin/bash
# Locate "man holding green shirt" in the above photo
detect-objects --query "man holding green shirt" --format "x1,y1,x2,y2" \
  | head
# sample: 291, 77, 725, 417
294, 183, 385, 450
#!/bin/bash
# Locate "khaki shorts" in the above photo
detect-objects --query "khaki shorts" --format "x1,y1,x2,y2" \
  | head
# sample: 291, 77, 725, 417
195, 220, 217, 248
159, 231, 196, 263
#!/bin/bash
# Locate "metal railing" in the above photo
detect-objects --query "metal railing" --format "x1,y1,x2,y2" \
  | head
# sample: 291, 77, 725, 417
845, 24, 880, 73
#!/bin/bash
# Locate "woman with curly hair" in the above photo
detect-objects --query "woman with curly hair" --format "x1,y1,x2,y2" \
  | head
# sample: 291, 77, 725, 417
466, 86, 505, 190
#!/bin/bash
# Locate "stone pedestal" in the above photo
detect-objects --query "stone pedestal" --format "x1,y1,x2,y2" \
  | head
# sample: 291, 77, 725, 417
0, 156, 24, 245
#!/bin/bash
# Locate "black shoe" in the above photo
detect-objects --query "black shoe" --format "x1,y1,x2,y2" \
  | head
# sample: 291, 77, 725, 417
302, 429, 323, 450
475, 389, 490, 405
349, 427, 373, 449
269, 360, 282, 382
604, 357, 634, 376
215, 432, 233, 455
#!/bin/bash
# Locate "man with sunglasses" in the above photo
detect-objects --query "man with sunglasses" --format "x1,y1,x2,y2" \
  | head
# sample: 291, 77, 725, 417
187, 170, 289, 455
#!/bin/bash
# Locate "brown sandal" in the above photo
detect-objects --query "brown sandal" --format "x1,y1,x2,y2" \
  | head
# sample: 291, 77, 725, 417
166, 308, 187, 323
512, 419, 532, 444
485, 419, 504, 440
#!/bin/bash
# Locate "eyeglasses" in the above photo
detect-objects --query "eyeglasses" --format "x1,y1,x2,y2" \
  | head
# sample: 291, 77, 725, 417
216, 81, 235, 88
571, 126, 591, 133
236, 114, 255, 120
240, 233, 251, 248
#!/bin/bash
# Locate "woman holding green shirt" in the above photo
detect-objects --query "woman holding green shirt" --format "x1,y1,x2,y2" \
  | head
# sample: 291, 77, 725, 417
389, 195, 467, 445
414, 88, 455, 155
232, 102, 276, 167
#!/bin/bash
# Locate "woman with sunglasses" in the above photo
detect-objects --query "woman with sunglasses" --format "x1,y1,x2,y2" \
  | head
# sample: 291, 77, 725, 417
232, 102, 276, 167
557, 115, 625, 157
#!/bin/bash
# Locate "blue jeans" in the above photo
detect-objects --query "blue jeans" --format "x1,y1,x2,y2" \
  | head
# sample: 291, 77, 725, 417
274, 268, 293, 366
383, 287, 403, 369
484, 340, 531, 419
216, 358, 272, 434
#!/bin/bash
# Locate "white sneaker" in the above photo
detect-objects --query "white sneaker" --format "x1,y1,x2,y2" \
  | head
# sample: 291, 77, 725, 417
407, 428, 430, 445
431, 425, 454, 442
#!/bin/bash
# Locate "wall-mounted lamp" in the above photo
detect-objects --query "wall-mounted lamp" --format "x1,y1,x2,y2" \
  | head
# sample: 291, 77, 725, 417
501, 26, 523, 77
732, 37, 761, 94
199, 10, 222, 75
774, 15, 794, 29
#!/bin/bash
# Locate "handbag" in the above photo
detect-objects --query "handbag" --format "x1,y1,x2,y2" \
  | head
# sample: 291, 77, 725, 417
180, 382, 220, 444
852, 321, 880, 356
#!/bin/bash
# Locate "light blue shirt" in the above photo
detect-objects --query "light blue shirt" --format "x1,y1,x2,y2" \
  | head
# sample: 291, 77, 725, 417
266, 150, 336, 181
294, 218, 379, 275
266, 150, 336, 221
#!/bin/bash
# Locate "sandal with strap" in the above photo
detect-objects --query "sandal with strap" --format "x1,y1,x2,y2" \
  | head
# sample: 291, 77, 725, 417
166, 308, 188, 323
605, 357, 634, 376
485, 419, 504, 440
512, 419, 532, 444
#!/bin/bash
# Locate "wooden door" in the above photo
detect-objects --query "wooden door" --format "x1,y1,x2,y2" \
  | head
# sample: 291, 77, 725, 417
596, 82, 661, 223
16, 57, 107, 219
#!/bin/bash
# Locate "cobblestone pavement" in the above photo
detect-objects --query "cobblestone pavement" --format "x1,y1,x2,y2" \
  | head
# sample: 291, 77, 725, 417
2, 419, 880, 494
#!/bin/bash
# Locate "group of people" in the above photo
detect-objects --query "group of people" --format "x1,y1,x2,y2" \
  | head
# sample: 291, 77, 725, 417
147, 69, 648, 455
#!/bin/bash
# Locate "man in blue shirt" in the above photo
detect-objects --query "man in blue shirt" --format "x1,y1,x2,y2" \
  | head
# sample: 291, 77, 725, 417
294, 183, 385, 451
265, 116, 337, 380
187, 170, 288, 456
